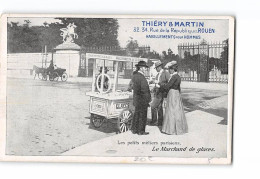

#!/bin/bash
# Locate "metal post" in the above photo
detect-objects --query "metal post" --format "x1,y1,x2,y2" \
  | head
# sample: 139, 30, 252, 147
41, 46, 44, 68
100, 60, 105, 93
91, 57, 96, 92
44, 45, 47, 68
113, 61, 119, 92
51, 50, 54, 63
85, 55, 88, 77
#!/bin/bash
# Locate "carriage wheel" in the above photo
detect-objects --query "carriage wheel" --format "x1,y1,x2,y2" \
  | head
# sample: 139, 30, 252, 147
53, 72, 59, 81
49, 72, 58, 81
90, 114, 104, 128
61, 73, 68, 82
117, 109, 133, 133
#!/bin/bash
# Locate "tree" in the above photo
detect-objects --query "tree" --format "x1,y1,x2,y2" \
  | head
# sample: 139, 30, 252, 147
143, 50, 160, 60
56, 18, 119, 48
37, 22, 64, 51
125, 37, 139, 56
7, 20, 41, 53
208, 57, 220, 71
161, 48, 180, 67
7, 18, 120, 53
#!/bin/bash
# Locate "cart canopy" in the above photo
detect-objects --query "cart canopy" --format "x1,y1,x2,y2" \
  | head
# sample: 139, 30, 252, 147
86, 53, 155, 63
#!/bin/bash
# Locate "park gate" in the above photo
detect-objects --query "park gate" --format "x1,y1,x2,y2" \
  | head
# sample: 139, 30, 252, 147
178, 39, 228, 83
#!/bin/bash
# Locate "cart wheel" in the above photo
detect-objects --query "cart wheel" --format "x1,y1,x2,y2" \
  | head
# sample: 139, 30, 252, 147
118, 109, 133, 133
61, 73, 68, 82
90, 114, 104, 128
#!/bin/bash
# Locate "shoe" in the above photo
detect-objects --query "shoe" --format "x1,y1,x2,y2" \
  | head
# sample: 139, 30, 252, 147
138, 132, 149, 135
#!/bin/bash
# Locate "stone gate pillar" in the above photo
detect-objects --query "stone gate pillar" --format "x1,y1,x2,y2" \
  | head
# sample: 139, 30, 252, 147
53, 43, 81, 77
198, 39, 209, 82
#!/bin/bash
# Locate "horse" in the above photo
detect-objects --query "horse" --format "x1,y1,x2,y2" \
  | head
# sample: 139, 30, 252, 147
32, 65, 46, 79
67, 23, 78, 39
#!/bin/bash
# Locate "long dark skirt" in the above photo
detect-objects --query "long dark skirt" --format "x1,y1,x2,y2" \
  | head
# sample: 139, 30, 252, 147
162, 89, 188, 135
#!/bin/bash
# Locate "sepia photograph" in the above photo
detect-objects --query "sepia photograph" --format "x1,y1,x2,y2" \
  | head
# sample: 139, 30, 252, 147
0, 14, 234, 164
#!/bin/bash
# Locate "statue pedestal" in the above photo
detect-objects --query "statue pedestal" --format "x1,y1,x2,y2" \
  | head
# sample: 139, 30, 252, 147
54, 42, 81, 77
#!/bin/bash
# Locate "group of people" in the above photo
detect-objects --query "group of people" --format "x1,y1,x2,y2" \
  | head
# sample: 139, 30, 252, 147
130, 60, 188, 135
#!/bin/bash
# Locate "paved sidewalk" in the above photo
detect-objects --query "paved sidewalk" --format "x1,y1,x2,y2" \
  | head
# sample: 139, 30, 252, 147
197, 95, 228, 109
62, 110, 227, 158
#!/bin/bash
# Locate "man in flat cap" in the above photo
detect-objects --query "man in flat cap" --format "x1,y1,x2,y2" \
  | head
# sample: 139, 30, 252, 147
150, 61, 171, 126
131, 61, 151, 135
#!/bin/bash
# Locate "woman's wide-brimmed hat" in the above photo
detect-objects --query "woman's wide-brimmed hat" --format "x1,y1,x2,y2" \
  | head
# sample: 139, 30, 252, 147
135, 60, 148, 68
154, 61, 163, 68
165, 61, 177, 69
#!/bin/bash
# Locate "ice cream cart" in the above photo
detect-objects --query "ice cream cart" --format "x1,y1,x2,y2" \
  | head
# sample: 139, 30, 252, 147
85, 53, 149, 133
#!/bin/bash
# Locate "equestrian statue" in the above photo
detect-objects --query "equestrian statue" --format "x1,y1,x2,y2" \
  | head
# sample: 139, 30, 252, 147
60, 23, 78, 43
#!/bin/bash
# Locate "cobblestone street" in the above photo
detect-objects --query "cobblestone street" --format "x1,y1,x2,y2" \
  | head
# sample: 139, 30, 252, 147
6, 77, 228, 156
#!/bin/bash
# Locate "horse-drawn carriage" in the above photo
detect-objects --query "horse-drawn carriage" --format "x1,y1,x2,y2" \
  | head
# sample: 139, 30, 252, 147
33, 65, 68, 82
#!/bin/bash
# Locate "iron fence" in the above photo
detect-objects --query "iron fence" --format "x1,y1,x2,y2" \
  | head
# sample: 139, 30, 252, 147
177, 39, 228, 83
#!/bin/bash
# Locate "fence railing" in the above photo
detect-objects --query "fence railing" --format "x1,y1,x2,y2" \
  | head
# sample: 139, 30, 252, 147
178, 68, 228, 83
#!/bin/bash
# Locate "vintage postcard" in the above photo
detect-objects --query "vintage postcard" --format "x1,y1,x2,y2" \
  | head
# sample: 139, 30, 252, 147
0, 14, 235, 164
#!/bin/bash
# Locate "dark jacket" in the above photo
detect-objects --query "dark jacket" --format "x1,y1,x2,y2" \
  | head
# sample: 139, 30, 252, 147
161, 74, 181, 93
155, 69, 171, 97
127, 71, 137, 92
156, 69, 171, 84
131, 71, 151, 108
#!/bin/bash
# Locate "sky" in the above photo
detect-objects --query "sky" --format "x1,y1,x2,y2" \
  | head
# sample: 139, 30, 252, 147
8, 17, 229, 54
8, 17, 61, 26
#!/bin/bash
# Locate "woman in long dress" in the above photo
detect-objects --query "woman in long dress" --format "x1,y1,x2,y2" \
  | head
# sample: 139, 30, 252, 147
160, 63, 188, 135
